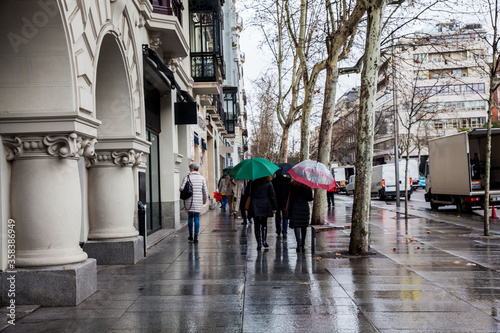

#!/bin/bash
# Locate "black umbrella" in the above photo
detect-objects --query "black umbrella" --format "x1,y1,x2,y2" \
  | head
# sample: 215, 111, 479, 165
275, 162, 294, 176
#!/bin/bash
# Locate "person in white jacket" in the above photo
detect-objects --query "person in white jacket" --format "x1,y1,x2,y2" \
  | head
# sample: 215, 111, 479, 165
180, 163, 208, 244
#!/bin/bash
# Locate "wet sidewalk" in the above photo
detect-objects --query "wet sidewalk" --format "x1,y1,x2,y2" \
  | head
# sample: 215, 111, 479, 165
3, 200, 500, 332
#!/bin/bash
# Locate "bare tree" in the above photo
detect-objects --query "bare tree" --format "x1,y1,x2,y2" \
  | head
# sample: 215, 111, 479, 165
248, 77, 281, 161
285, 0, 328, 161
311, 0, 367, 225
349, 0, 389, 255
480, 0, 500, 235
251, 1, 304, 162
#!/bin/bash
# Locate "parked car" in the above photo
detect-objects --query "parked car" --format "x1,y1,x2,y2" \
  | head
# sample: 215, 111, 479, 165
346, 175, 355, 195
419, 175, 426, 189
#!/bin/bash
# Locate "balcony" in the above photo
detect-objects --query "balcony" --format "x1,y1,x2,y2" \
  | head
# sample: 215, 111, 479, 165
192, 53, 223, 95
146, 0, 189, 58
151, 0, 184, 26
190, 3, 225, 94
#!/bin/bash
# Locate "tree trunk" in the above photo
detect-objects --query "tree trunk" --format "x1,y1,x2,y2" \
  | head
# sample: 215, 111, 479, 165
483, 0, 499, 236
311, 53, 339, 225
484, 89, 494, 236
279, 123, 291, 162
299, 74, 322, 161
404, 133, 411, 217
349, 0, 386, 256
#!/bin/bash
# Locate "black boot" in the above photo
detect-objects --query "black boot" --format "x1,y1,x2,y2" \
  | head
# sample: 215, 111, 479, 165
294, 228, 301, 252
262, 226, 269, 248
255, 226, 262, 250
188, 233, 193, 242
300, 227, 307, 252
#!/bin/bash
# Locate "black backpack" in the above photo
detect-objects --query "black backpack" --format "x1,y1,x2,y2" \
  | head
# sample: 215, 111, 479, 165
180, 175, 193, 200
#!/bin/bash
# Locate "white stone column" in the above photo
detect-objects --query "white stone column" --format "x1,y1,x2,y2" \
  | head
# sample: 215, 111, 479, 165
87, 149, 142, 239
3, 133, 96, 267
84, 142, 148, 265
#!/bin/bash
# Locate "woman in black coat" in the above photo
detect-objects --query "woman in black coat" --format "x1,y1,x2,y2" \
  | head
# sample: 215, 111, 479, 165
249, 176, 277, 250
287, 180, 314, 252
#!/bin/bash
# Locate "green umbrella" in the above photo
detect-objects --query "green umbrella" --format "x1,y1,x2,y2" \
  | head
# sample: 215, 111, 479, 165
223, 167, 233, 175
229, 158, 280, 180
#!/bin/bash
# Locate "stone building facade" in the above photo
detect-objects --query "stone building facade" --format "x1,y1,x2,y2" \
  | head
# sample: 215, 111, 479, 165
0, 0, 246, 305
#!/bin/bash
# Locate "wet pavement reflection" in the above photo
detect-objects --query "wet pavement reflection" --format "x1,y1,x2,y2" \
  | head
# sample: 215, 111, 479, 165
4, 199, 500, 332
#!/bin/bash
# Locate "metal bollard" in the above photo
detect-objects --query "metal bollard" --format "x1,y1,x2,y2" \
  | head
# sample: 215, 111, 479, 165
138, 201, 147, 257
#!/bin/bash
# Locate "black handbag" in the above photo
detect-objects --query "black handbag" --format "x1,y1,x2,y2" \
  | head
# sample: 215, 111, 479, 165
180, 176, 193, 200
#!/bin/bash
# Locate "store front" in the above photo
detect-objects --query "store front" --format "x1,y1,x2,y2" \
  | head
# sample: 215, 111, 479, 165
145, 80, 162, 233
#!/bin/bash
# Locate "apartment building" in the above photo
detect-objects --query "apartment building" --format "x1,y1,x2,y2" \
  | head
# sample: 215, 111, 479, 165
374, 21, 492, 163
0, 0, 247, 305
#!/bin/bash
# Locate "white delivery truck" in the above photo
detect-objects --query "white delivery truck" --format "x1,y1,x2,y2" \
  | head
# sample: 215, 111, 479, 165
332, 165, 355, 193
425, 128, 500, 212
407, 158, 420, 186
371, 162, 413, 200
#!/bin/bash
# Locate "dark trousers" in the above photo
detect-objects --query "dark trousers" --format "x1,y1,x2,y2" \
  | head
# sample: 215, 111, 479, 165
274, 209, 288, 236
327, 191, 334, 206
239, 194, 248, 222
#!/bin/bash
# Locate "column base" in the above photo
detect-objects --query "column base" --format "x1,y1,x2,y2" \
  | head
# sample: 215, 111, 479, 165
1, 259, 97, 306
83, 236, 144, 265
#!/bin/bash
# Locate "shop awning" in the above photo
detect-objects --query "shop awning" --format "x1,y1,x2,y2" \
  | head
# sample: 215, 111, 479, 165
143, 45, 182, 97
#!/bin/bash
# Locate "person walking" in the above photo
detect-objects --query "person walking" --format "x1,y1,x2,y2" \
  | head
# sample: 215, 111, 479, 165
180, 163, 208, 244
218, 174, 228, 212
225, 176, 237, 216
272, 174, 291, 238
234, 179, 249, 224
287, 180, 314, 252
327, 186, 335, 208
248, 176, 277, 250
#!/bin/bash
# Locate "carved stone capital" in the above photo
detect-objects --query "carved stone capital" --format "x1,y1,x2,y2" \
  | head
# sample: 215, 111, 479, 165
80, 138, 98, 167
44, 133, 82, 159
133, 151, 144, 167
3, 133, 97, 161
112, 150, 137, 167
2, 137, 23, 161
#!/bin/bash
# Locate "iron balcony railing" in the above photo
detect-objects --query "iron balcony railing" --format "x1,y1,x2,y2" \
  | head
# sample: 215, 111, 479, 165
192, 53, 225, 82
213, 94, 226, 126
151, 0, 184, 26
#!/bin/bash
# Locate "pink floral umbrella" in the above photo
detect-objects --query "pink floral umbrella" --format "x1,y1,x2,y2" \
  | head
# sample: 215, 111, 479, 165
289, 160, 336, 190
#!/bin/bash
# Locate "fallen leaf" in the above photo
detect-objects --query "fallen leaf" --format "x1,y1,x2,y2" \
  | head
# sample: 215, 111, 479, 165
426, 230, 431, 234
172, 235, 179, 237
335, 253, 341, 256
409, 238, 414, 242
393, 248, 397, 252
313, 257, 322, 260
416, 247, 421, 249
299, 282, 309, 285
198, 256, 203, 259
453, 261, 460, 264
466, 263, 477, 266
